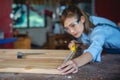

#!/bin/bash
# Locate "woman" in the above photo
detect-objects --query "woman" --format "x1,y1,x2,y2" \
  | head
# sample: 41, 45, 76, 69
57, 5, 120, 75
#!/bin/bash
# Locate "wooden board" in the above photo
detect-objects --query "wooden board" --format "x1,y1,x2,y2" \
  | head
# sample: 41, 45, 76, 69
0, 49, 70, 74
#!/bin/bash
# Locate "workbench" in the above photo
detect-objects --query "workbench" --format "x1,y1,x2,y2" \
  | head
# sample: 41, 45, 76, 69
0, 49, 120, 80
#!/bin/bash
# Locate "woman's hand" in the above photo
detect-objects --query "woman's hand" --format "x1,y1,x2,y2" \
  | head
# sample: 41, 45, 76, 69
57, 60, 78, 75
69, 40, 89, 50
68, 40, 80, 49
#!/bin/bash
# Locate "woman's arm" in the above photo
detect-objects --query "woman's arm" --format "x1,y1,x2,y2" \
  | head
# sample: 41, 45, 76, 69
57, 52, 93, 75
73, 52, 93, 67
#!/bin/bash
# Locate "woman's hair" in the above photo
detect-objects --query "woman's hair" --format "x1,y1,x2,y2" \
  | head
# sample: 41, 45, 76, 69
60, 5, 95, 34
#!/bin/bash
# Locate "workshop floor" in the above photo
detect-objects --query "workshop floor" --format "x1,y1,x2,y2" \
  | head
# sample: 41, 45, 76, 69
0, 54, 120, 80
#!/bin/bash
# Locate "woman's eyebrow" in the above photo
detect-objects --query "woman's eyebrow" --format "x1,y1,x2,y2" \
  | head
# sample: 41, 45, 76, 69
69, 23, 73, 27
65, 19, 77, 27
64, 22, 72, 28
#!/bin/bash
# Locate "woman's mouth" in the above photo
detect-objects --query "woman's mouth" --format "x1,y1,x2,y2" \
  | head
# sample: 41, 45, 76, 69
73, 33, 78, 37
73, 32, 81, 38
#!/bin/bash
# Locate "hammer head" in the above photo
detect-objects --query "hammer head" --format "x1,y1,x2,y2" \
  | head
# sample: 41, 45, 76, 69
17, 52, 23, 59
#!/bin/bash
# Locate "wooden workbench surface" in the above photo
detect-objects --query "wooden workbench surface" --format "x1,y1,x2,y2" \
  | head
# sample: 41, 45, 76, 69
0, 49, 70, 74
0, 50, 120, 80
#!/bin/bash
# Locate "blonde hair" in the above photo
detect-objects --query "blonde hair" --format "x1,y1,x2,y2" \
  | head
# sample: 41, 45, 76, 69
61, 5, 95, 34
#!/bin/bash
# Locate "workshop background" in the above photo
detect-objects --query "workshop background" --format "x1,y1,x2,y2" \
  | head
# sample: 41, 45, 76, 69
0, 0, 120, 49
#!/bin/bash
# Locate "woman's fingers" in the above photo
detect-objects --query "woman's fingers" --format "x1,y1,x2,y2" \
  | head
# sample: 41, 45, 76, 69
61, 64, 73, 73
72, 68, 78, 73
63, 67, 76, 75
57, 61, 69, 70
68, 40, 81, 49
68, 40, 76, 48
57, 60, 78, 75
60, 61, 74, 72
68, 42, 74, 49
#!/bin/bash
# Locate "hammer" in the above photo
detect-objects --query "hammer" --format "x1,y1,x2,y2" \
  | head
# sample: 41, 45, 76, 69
17, 52, 46, 59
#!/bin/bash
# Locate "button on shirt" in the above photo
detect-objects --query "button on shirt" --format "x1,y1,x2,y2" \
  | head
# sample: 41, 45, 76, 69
77, 16, 120, 62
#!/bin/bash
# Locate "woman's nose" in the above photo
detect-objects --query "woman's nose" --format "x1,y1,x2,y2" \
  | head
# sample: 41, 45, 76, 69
69, 28, 74, 33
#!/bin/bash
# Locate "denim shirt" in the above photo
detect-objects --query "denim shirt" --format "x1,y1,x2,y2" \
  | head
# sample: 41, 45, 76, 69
77, 16, 120, 62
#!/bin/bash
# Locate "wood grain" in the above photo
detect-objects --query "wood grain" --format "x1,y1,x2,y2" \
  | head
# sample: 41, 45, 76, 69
0, 49, 70, 74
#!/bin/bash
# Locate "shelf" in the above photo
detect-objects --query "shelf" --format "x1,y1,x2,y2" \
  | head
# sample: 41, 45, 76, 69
48, 34, 72, 49
0, 38, 17, 44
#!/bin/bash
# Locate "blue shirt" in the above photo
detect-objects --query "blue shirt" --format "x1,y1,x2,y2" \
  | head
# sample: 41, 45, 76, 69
77, 16, 120, 62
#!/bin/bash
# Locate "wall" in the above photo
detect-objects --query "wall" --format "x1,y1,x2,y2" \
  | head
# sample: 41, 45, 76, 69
0, 0, 13, 48
95, 0, 120, 23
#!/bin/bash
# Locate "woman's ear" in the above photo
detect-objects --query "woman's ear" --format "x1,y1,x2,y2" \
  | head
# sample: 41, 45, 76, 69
80, 16, 85, 23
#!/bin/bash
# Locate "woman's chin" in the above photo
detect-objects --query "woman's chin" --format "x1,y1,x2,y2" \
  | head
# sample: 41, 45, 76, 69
74, 36, 79, 38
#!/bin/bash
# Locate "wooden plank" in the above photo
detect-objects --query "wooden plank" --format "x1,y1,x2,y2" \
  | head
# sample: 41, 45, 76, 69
0, 49, 69, 59
0, 59, 63, 68
0, 49, 70, 74
0, 68, 61, 74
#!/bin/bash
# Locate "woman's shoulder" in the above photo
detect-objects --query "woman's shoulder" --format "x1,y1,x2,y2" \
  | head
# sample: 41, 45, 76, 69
90, 23, 114, 40
89, 16, 117, 26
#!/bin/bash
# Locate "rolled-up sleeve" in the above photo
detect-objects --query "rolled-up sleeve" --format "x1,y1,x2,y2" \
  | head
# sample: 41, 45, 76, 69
83, 28, 106, 62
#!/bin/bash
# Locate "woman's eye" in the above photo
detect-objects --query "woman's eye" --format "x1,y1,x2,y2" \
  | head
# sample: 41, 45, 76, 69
65, 28, 69, 30
71, 24, 75, 28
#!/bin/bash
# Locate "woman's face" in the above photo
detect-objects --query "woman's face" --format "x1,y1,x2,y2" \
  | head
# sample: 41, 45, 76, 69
64, 16, 85, 38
